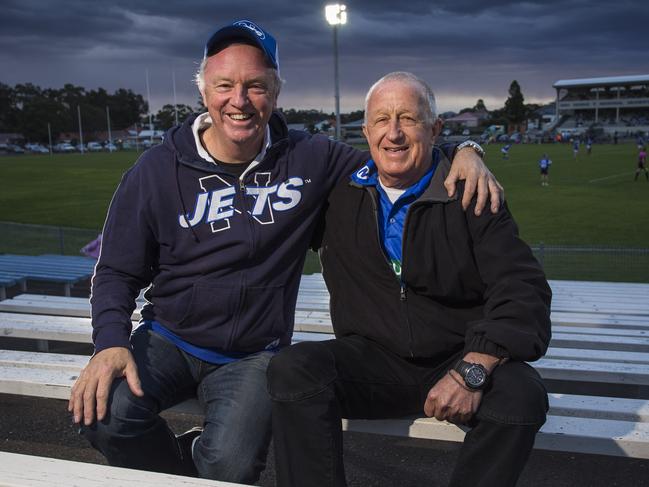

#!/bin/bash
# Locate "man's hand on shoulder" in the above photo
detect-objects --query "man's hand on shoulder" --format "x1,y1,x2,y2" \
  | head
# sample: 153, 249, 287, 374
445, 143, 504, 216
68, 346, 143, 426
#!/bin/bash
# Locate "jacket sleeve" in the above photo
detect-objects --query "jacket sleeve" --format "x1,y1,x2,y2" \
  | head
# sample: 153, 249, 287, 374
463, 193, 552, 362
323, 137, 368, 186
90, 163, 157, 353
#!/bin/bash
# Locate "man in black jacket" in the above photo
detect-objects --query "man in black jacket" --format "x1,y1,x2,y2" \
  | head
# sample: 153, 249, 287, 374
267, 72, 552, 487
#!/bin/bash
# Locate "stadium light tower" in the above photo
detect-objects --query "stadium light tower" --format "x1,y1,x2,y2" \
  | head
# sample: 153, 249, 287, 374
325, 4, 347, 140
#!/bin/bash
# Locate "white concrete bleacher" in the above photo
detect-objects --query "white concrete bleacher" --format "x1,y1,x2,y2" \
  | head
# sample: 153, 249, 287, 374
0, 451, 248, 487
1, 277, 649, 460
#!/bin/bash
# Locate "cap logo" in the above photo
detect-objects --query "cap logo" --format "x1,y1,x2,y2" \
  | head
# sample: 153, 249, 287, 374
233, 20, 265, 40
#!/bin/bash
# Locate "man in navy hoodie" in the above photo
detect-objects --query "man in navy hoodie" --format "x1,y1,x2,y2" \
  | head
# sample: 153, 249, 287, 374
68, 20, 500, 483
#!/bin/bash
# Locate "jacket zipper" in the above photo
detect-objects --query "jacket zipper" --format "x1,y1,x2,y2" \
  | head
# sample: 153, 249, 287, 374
367, 187, 415, 357
400, 203, 419, 357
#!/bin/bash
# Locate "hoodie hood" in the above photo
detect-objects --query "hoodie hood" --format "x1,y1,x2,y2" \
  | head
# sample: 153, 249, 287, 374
163, 111, 290, 173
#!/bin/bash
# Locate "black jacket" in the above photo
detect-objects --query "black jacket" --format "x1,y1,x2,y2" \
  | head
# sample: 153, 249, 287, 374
318, 149, 552, 362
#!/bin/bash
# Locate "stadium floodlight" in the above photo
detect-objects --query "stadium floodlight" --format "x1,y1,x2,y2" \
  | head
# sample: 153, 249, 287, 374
325, 4, 347, 25
325, 4, 347, 140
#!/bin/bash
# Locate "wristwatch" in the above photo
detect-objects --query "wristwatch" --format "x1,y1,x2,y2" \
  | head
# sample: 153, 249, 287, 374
453, 359, 489, 390
456, 140, 485, 159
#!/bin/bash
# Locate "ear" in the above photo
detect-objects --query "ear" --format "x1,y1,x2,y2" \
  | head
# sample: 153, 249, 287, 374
431, 117, 443, 141
272, 83, 281, 109
362, 124, 369, 141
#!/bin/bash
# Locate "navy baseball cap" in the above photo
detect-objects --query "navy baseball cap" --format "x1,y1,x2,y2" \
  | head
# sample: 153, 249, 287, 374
204, 20, 279, 71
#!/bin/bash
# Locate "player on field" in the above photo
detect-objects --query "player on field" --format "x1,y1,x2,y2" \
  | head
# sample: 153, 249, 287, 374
539, 154, 552, 186
501, 144, 511, 160
635, 147, 648, 181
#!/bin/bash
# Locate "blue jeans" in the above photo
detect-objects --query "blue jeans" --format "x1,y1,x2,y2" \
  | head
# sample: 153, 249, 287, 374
81, 326, 273, 484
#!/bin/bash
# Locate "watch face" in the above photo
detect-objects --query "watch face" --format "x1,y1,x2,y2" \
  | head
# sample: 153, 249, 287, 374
465, 365, 487, 388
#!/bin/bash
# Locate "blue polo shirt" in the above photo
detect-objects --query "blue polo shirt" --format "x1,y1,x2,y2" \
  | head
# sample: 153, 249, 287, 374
352, 153, 438, 278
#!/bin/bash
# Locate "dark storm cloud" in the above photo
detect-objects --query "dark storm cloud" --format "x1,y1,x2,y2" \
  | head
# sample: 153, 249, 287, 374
1, 0, 647, 112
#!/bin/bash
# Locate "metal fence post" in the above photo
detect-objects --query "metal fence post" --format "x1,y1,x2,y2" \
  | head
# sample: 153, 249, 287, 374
58, 226, 65, 255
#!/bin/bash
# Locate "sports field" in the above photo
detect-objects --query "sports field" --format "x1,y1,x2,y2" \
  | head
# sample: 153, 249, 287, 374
0, 142, 646, 246
483, 142, 648, 246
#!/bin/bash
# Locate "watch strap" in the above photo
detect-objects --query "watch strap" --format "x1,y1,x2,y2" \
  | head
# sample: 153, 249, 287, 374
456, 140, 485, 158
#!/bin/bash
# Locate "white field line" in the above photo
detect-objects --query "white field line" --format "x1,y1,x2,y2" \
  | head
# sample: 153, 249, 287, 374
589, 172, 634, 183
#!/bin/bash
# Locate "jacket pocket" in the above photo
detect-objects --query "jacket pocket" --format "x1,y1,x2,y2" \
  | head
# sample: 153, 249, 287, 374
232, 285, 285, 352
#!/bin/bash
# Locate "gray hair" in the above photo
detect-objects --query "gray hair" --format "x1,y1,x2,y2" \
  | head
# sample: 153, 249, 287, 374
364, 72, 437, 124
194, 57, 283, 98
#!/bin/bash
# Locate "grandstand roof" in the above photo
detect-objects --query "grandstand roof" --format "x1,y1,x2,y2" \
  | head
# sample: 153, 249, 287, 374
553, 75, 649, 88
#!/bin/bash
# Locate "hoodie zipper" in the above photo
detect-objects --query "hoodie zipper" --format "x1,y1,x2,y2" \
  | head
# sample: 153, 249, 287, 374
366, 187, 415, 357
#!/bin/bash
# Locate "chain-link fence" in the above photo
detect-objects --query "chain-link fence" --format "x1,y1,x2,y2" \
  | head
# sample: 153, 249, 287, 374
1, 222, 648, 283
0, 222, 100, 257
531, 244, 649, 283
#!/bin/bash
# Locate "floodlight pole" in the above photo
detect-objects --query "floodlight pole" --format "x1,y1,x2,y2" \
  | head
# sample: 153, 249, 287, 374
326, 4, 346, 141
333, 25, 341, 141
172, 70, 179, 126
106, 106, 113, 148
47, 122, 53, 156
77, 105, 84, 154
146, 68, 153, 143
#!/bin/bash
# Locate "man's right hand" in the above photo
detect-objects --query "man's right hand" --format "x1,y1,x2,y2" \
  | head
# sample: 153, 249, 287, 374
68, 347, 144, 426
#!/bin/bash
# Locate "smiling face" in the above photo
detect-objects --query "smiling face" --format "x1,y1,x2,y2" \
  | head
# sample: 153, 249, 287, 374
201, 43, 278, 163
362, 79, 441, 189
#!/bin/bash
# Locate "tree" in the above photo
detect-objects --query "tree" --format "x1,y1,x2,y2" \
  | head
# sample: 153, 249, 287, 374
20, 95, 67, 143
155, 104, 194, 130
504, 80, 526, 128
340, 110, 364, 124
109, 88, 148, 129
0, 82, 18, 132
474, 99, 487, 112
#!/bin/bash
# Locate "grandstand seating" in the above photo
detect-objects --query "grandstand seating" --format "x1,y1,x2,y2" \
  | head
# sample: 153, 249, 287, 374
0, 254, 96, 297
1, 277, 649, 460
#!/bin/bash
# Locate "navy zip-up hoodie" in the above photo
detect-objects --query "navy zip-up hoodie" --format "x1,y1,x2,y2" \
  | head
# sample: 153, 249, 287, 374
90, 112, 366, 354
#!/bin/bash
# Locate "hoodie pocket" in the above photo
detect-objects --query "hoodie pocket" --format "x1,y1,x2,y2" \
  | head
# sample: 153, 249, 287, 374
231, 285, 285, 352
180, 284, 237, 343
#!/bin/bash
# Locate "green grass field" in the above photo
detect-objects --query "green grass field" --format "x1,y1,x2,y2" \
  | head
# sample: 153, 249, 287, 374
483, 142, 649, 246
0, 143, 648, 281
0, 143, 646, 245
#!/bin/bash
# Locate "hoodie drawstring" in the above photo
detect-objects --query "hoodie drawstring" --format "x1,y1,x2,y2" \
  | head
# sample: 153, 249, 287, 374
175, 158, 201, 243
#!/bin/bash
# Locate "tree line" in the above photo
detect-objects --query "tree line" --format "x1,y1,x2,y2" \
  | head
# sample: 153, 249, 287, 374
0, 82, 154, 143
0, 79, 535, 143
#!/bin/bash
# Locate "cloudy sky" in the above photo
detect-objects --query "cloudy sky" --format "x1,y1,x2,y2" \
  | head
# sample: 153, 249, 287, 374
2, 0, 647, 115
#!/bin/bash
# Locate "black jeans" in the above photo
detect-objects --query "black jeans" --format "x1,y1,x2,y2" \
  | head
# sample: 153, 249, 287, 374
267, 335, 548, 487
